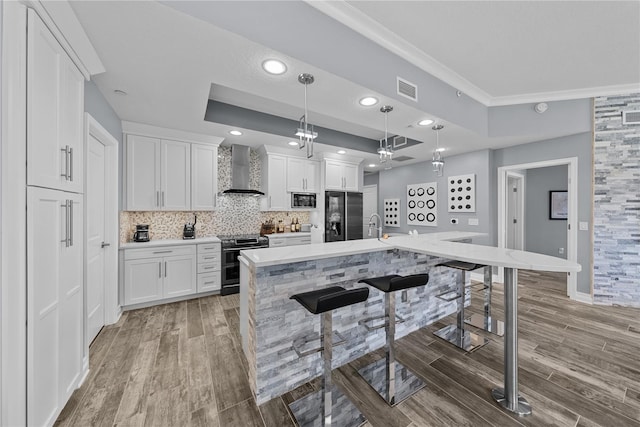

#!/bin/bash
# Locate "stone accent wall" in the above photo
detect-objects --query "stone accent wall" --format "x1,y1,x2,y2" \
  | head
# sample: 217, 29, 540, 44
120, 146, 310, 242
248, 248, 467, 404
593, 93, 640, 306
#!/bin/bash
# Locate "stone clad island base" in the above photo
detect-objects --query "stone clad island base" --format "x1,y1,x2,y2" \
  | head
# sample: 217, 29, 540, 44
239, 236, 475, 405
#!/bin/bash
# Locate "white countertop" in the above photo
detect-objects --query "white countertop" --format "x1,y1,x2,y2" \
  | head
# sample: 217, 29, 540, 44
240, 231, 581, 273
119, 236, 221, 249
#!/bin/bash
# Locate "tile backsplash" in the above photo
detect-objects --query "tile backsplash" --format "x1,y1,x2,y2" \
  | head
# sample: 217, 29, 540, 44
120, 146, 311, 243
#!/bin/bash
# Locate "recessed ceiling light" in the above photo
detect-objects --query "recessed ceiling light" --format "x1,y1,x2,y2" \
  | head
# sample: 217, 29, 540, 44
229, 130, 242, 136
262, 59, 287, 75
359, 97, 378, 107
114, 89, 127, 96
337, 150, 346, 154
288, 141, 299, 146
418, 119, 434, 126
368, 163, 377, 168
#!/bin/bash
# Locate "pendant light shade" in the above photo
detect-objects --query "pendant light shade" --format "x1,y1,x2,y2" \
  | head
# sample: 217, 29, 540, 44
379, 105, 394, 168
432, 124, 445, 176
296, 73, 316, 158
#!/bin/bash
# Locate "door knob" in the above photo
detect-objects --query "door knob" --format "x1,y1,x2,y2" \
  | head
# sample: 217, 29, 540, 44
101, 242, 111, 248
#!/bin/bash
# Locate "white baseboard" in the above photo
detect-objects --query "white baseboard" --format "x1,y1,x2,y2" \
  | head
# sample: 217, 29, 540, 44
571, 291, 593, 305
78, 357, 90, 388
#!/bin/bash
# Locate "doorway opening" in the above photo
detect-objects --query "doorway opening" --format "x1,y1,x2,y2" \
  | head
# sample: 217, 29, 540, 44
498, 157, 578, 299
362, 185, 378, 238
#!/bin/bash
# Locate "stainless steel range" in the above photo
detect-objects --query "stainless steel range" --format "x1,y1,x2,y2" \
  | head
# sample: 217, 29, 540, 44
219, 234, 269, 295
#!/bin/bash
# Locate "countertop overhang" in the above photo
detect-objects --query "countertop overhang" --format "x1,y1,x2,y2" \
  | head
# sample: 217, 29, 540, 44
240, 231, 581, 273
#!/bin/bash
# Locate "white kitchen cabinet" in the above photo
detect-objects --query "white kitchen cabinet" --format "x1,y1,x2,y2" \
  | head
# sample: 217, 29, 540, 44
324, 159, 359, 191
125, 135, 191, 211
261, 154, 288, 210
27, 9, 84, 194
27, 186, 84, 427
197, 243, 221, 292
286, 157, 319, 193
191, 143, 218, 210
268, 234, 312, 247
123, 245, 196, 305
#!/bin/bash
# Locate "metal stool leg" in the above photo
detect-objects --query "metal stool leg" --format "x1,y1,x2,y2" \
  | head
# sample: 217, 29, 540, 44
358, 291, 425, 406
465, 266, 505, 336
434, 270, 488, 352
289, 311, 366, 427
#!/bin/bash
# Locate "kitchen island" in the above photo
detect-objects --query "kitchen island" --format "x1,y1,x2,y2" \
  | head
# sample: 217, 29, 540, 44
239, 232, 580, 414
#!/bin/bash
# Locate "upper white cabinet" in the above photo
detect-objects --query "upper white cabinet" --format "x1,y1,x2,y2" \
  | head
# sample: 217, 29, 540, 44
261, 154, 288, 211
191, 143, 218, 210
324, 159, 359, 191
286, 157, 319, 193
27, 9, 84, 194
125, 135, 191, 210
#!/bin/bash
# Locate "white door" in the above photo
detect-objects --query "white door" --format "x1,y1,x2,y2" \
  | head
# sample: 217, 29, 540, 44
506, 173, 524, 250
161, 139, 191, 210
362, 185, 378, 238
164, 255, 197, 298
86, 135, 106, 344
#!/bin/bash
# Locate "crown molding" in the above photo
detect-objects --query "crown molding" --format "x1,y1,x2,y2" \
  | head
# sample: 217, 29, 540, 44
122, 121, 224, 146
305, 0, 493, 105
488, 83, 640, 107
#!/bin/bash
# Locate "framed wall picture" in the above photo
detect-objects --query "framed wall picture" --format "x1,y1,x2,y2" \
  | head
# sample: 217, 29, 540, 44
549, 191, 568, 220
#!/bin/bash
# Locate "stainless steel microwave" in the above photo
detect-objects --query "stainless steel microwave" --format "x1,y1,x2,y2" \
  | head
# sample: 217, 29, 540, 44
291, 193, 316, 208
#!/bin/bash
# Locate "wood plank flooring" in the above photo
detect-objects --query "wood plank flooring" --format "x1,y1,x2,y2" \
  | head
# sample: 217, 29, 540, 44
56, 272, 640, 426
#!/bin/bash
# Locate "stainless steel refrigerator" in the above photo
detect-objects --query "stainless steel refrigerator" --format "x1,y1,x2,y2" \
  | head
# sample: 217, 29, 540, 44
325, 191, 363, 242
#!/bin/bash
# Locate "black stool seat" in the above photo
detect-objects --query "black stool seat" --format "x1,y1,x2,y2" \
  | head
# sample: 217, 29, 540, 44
290, 286, 370, 315
359, 274, 429, 293
437, 260, 487, 271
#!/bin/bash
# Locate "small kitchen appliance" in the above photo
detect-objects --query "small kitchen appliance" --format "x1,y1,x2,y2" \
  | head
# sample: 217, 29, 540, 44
183, 214, 197, 239
133, 224, 150, 242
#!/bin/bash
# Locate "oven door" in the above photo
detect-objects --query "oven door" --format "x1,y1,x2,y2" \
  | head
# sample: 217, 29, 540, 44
222, 247, 241, 286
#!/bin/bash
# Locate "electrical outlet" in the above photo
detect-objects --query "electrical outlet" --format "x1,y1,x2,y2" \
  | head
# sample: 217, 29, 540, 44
579, 221, 589, 231
450, 218, 458, 225
468, 218, 479, 226
559, 248, 565, 254
401, 290, 408, 303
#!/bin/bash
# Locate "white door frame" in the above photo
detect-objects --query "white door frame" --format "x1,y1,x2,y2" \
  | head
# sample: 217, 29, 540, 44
84, 113, 120, 364
498, 157, 578, 299
506, 171, 525, 251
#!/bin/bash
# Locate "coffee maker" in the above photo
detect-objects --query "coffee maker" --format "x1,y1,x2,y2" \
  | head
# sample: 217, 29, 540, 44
133, 224, 150, 242
183, 214, 197, 239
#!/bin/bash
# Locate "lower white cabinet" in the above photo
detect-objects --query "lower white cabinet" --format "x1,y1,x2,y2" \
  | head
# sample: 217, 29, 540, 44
123, 245, 196, 305
197, 243, 221, 292
268, 234, 312, 247
27, 187, 84, 427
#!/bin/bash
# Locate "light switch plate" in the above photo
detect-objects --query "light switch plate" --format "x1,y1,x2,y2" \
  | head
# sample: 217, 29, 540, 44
468, 218, 479, 226
579, 221, 589, 231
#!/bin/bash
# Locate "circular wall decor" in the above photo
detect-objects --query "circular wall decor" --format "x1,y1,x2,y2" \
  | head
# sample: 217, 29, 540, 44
426, 213, 435, 222
426, 199, 435, 209
407, 182, 437, 227
417, 200, 425, 208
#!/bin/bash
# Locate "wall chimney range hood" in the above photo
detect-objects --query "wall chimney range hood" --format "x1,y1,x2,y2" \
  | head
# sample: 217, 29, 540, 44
222, 145, 264, 196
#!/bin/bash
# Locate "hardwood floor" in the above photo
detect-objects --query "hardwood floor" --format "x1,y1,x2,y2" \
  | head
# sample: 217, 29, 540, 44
56, 272, 640, 426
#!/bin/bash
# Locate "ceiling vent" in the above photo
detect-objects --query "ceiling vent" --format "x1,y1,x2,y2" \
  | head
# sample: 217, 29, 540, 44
393, 135, 407, 149
393, 155, 414, 162
397, 77, 418, 102
622, 110, 640, 125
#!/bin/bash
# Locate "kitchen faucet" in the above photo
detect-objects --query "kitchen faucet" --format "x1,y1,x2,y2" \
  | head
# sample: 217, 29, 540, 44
368, 213, 383, 240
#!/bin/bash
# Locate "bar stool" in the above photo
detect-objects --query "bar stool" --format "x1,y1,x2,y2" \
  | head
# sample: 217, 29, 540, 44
465, 265, 504, 336
433, 261, 489, 352
357, 274, 429, 406
288, 286, 370, 427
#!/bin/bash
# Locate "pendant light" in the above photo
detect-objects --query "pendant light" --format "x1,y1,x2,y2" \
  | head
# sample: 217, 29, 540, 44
432, 124, 445, 176
296, 73, 317, 158
378, 105, 393, 168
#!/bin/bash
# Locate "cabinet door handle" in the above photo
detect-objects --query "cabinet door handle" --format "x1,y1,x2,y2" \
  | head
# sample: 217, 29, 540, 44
60, 201, 69, 247
203, 256, 216, 260
153, 250, 173, 254
101, 242, 111, 248
68, 147, 73, 182
60, 146, 69, 180
268, 196, 271, 208
159, 262, 162, 278
204, 280, 215, 285
68, 199, 73, 246
156, 191, 160, 207
165, 261, 167, 277
203, 266, 214, 270
162, 191, 165, 207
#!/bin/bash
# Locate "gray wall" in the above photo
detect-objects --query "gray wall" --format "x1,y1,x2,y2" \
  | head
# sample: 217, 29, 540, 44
84, 80, 123, 208
377, 149, 493, 246
525, 165, 568, 258
493, 132, 593, 294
